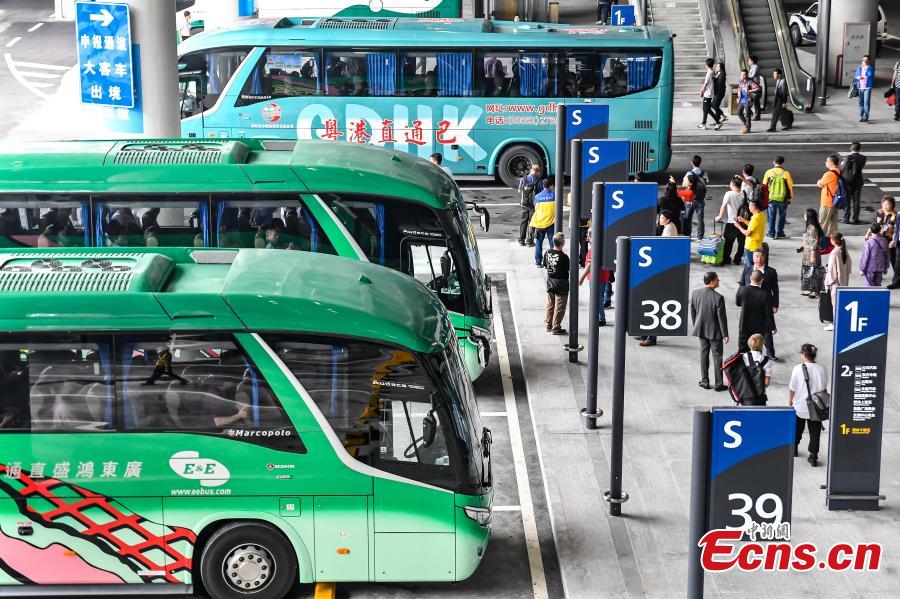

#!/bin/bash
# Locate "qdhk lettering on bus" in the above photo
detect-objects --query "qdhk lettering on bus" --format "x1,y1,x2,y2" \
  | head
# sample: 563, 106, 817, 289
169, 450, 230, 487
296, 103, 488, 161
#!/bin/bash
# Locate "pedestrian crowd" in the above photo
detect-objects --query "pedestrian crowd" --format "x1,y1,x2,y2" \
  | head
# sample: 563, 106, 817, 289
521, 138, 895, 469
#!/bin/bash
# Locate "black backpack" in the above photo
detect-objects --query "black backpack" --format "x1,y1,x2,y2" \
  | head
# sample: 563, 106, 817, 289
723, 352, 769, 406
842, 155, 863, 186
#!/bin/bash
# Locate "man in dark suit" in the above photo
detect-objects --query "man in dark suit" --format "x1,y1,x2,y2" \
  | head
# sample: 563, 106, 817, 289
766, 68, 791, 132
691, 271, 729, 391
738, 248, 779, 359
736, 269, 774, 352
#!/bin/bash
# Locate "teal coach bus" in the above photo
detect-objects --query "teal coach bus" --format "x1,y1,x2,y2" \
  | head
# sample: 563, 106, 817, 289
0, 247, 491, 598
177, 18, 674, 186
0, 140, 493, 380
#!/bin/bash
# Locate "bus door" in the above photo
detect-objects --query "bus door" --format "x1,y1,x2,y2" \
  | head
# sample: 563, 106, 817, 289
400, 236, 465, 317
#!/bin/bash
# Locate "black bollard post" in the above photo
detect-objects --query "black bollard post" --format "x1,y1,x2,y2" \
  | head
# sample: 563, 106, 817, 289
582, 181, 605, 429
565, 139, 583, 363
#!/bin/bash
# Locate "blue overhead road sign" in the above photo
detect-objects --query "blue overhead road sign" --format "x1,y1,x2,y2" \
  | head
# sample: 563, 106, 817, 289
76, 1, 135, 108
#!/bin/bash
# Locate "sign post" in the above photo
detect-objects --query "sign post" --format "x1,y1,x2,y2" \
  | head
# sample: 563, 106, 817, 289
555, 104, 611, 237
565, 139, 584, 364
600, 183, 658, 269
607, 236, 690, 516
566, 139, 629, 364
826, 288, 890, 510
708, 407, 795, 533
553, 104, 567, 234
76, 2, 135, 109
687, 407, 796, 598
583, 181, 606, 429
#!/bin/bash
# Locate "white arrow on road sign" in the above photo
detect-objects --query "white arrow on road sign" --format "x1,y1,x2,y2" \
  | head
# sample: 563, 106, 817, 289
89, 8, 114, 27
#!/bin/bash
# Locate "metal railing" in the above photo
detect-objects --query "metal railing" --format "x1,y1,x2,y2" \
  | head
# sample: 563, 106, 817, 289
766, 0, 816, 111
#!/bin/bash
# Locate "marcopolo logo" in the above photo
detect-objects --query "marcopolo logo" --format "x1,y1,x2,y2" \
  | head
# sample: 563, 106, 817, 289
169, 451, 230, 487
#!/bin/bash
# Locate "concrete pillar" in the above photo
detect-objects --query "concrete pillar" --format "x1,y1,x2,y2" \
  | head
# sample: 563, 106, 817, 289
128, 0, 179, 137
824, 0, 878, 86
204, 0, 241, 31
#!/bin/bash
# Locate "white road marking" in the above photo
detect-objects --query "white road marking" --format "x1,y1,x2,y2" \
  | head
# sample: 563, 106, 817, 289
12, 61, 69, 71
3, 53, 50, 100
879, 188, 900, 193
865, 161, 900, 166
864, 169, 900, 174
870, 178, 900, 183
840, 151, 900, 157
493, 505, 523, 512
494, 303, 548, 599
679, 141, 900, 148
16, 70, 62, 79
27, 22, 44, 32
5, 37, 21, 48
480, 411, 509, 417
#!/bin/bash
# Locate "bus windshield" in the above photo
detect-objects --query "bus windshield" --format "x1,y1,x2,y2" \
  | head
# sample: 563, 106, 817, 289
318, 193, 487, 318
266, 335, 485, 494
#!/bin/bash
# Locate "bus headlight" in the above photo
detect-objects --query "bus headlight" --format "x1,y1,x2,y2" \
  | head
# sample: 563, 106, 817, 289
464, 506, 492, 527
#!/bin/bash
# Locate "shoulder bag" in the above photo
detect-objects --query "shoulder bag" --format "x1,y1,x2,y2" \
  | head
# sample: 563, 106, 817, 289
802, 364, 831, 421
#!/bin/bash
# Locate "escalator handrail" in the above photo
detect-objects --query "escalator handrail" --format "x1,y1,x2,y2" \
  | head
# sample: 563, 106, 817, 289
766, 0, 816, 112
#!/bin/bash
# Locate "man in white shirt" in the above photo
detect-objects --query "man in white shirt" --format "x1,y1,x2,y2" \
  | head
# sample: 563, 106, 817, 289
698, 59, 723, 130
788, 343, 827, 466
715, 176, 745, 265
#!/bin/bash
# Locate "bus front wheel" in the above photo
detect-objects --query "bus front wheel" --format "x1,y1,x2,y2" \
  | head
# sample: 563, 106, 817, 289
497, 145, 543, 189
199, 522, 297, 599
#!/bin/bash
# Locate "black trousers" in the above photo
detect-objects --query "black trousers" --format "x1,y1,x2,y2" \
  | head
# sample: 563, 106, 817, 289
795, 416, 822, 455
769, 101, 786, 130
891, 248, 900, 286
710, 93, 725, 122
723, 223, 745, 264
842, 185, 862, 223
519, 206, 535, 243
701, 98, 720, 125
699, 337, 724, 386
750, 92, 762, 118
765, 329, 776, 358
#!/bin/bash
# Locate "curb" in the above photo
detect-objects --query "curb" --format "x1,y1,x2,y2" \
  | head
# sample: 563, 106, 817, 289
673, 130, 900, 144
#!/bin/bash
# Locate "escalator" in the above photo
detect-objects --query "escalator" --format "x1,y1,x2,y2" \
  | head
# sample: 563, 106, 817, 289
723, 0, 816, 111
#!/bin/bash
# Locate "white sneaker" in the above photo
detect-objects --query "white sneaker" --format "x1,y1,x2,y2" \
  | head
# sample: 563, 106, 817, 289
824, 324, 834, 331
714, 123, 724, 130
697, 124, 707, 130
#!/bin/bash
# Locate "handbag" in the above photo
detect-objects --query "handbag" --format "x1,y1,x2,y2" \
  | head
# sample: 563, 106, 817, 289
849, 81, 859, 98
802, 364, 831, 421
801, 264, 825, 293
885, 88, 896, 99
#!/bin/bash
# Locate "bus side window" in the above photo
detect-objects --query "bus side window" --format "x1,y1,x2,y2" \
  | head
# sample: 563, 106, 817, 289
179, 47, 250, 111
118, 335, 301, 451
213, 197, 336, 254
562, 51, 601, 98
0, 338, 114, 433
236, 48, 321, 107
323, 51, 395, 97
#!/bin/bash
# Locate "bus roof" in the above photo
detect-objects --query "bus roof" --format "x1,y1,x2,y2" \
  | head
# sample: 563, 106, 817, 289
178, 18, 672, 52
0, 139, 457, 210
0, 247, 452, 353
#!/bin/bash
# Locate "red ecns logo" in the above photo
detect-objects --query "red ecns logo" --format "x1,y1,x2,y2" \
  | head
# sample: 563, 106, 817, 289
261, 103, 282, 123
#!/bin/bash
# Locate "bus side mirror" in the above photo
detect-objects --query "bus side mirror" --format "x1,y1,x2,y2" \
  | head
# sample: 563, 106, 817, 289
422, 411, 437, 448
440, 251, 451, 279
477, 206, 490, 232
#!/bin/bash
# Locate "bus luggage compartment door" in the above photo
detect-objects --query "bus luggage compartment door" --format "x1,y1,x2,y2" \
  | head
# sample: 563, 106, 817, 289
313, 495, 368, 581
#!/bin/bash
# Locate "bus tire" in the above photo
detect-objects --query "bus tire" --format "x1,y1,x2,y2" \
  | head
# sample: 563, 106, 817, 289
497, 144, 543, 189
199, 522, 297, 599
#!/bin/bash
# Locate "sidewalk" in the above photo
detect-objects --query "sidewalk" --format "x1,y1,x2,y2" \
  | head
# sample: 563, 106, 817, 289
478, 205, 900, 596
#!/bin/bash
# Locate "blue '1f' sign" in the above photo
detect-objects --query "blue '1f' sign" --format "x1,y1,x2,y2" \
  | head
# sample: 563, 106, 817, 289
76, 2, 134, 108
611, 5, 636, 26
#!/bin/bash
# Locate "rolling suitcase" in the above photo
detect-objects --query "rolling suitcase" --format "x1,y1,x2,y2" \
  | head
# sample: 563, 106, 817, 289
698, 221, 725, 266
819, 291, 834, 323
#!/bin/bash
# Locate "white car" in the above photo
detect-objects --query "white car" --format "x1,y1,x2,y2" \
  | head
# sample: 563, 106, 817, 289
789, 3, 886, 53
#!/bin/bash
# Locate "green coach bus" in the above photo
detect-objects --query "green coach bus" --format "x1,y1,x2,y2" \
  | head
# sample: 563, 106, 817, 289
177, 18, 674, 186
0, 247, 492, 598
0, 139, 493, 379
